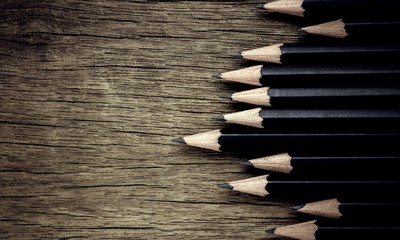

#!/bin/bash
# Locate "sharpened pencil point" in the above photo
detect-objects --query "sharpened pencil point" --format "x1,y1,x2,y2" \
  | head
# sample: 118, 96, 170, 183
212, 74, 222, 79
171, 137, 185, 144
219, 94, 232, 100
212, 115, 226, 121
266, 228, 276, 234
256, 4, 266, 9
217, 183, 233, 190
289, 204, 305, 211
240, 161, 254, 167
232, 52, 243, 59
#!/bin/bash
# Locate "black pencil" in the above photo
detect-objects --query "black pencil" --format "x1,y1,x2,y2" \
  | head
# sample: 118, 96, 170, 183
291, 198, 400, 221
235, 43, 400, 65
217, 174, 400, 201
212, 65, 400, 87
267, 220, 400, 240
172, 129, 400, 155
302, 18, 400, 40
215, 108, 400, 130
222, 87, 400, 108
242, 152, 400, 179
258, 0, 400, 19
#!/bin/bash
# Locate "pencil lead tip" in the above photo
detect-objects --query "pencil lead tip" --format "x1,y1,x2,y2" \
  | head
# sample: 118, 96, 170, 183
240, 161, 254, 167
300, 27, 308, 33
256, 4, 266, 9
289, 204, 305, 211
232, 52, 243, 59
171, 137, 185, 144
212, 115, 226, 121
212, 74, 222, 79
265, 228, 276, 234
217, 183, 233, 190
219, 94, 232, 100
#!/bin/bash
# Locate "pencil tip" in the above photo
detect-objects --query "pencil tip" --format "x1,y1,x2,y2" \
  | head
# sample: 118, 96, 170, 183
256, 4, 266, 9
232, 52, 243, 59
217, 183, 233, 190
212, 115, 226, 121
289, 204, 305, 211
240, 161, 254, 167
212, 74, 222, 79
300, 27, 308, 33
265, 228, 276, 234
219, 94, 232, 100
171, 137, 185, 144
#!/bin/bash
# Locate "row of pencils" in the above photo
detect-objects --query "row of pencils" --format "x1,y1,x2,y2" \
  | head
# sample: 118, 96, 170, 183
173, 0, 400, 239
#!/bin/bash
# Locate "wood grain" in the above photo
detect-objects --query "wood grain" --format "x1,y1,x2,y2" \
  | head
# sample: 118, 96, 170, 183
0, 1, 304, 239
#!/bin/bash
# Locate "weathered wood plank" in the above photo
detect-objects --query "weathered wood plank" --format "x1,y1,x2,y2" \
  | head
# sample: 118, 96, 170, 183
0, 1, 304, 239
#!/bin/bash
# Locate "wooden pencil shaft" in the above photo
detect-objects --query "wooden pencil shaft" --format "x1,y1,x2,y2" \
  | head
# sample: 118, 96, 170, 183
301, 0, 398, 8
278, 44, 400, 65
280, 44, 400, 54
344, 21, 400, 39
257, 109, 400, 131
290, 156, 400, 179
271, 221, 400, 240
219, 132, 400, 155
269, 88, 400, 108
260, 65, 400, 78
301, 0, 399, 19
265, 177, 400, 200
337, 203, 400, 220
268, 88, 400, 97
293, 156, 400, 164
270, 95, 400, 109
314, 227, 400, 239
258, 109, 400, 119
257, 65, 400, 87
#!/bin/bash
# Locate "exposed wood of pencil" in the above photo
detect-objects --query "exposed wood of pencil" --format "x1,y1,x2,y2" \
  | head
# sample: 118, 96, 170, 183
214, 64, 400, 87
227, 87, 400, 107
219, 108, 263, 128
268, 220, 400, 240
302, 19, 346, 38
214, 65, 263, 86
293, 198, 342, 219
292, 198, 400, 220
237, 43, 400, 64
218, 175, 269, 197
261, 0, 304, 17
173, 129, 222, 152
246, 153, 293, 173
244, 153, 400, 175
302, 19, 400, 39
229, 87, 271, 106
218, 108, 400, 129
239, 43, 283, 63
271, 220, 317, 240
172, 129, 400, 154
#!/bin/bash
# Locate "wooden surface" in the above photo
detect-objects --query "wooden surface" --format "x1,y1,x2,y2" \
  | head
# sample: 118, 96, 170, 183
0, 1, 306, 239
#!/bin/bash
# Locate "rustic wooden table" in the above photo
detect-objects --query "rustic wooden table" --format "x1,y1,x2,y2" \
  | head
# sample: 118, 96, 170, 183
0, 1, 307, 239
